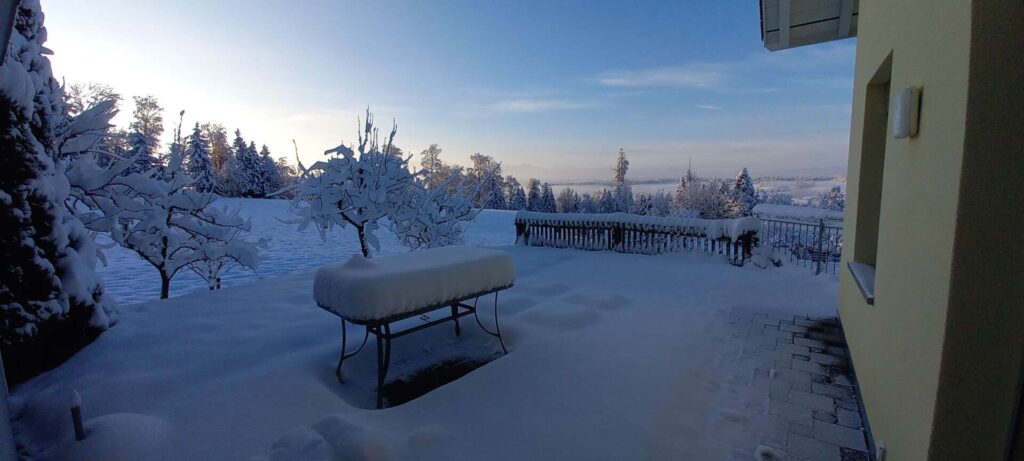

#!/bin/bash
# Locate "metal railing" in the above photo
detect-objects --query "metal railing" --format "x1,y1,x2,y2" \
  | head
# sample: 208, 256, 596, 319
759, 218, 843, 274
514, 212, 758, 264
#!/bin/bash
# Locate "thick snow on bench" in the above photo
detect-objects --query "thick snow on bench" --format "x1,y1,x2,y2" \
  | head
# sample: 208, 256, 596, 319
314, 246, 515, 321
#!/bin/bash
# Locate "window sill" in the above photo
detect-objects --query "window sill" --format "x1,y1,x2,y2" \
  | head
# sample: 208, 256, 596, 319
847, 262, 876, 305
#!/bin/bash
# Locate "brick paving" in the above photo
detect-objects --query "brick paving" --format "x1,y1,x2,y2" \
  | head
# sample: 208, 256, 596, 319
725, 309, 872, 461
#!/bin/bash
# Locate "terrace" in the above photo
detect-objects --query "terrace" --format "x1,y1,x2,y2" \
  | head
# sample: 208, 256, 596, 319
11, 213, 868, 460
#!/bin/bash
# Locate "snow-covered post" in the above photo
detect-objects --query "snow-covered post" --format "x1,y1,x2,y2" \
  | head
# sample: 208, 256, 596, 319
70, 390, 85, 441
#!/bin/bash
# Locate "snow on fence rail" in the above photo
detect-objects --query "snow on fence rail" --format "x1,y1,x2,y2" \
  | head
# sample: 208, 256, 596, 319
514, 211, 759, 263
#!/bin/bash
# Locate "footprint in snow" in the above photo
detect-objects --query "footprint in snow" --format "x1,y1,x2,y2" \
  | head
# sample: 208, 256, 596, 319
518, 302, 601, 330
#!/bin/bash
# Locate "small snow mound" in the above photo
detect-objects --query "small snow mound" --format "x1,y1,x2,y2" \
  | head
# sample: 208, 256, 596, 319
519, 302, 601, 330
49, 413, 171, 461
750, 247, 782, 269
754, 444, 786, 461
268, 427, 333, 461
310, 414, 390, 461
406, 425, 449, 455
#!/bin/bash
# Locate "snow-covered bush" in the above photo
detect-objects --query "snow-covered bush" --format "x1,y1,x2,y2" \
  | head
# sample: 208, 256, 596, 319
0, 0, 117, 381
289, 110, 481, 257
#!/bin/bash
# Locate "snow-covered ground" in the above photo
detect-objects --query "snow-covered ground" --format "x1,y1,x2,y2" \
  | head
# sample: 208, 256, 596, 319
12, 243, 839, 460
98, 199, 516, 305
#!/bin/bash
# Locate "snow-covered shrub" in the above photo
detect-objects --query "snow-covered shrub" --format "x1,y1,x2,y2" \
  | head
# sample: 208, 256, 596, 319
0, 0, 117, 381
72, 147, 263, 299
288, 110, 480, 257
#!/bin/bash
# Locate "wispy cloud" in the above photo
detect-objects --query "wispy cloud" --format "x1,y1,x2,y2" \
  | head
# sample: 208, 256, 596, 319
696, 104, 721, 111
598, 64, 726, 89
489, 98, 600, 113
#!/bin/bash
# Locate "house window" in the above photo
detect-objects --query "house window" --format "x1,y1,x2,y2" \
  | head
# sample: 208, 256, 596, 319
848, 54, 892, 305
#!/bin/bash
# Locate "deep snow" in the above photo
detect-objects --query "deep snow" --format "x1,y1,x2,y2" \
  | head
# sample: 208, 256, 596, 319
12, 241, 839, 460
97, 199, 516, 305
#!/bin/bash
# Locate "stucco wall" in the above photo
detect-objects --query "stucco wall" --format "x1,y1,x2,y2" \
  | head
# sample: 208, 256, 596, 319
840, 1, 1024, 460
838, 0, 970, 459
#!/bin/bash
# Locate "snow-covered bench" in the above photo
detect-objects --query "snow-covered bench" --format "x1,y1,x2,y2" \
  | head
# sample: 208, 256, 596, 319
314, 245, 516, 408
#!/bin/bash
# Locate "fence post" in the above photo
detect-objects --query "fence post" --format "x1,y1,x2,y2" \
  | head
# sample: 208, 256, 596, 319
815, 219, 825, 275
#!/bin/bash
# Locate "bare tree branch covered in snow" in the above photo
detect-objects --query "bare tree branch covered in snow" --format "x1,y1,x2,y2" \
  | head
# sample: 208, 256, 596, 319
288, 109, 482, 257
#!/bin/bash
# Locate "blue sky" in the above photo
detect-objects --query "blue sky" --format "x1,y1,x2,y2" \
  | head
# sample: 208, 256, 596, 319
44, 0, 856, 182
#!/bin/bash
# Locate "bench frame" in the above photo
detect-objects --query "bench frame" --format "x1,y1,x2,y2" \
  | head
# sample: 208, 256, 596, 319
319, 283, 512, 409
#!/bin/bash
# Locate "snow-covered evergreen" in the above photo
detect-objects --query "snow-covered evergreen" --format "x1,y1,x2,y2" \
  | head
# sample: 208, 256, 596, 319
184, 122, 217, 193
124, 130, 160, 175
226, 131, 263, 197
580, 192, 599, 213
526, 178, 542, 212
539, 182, 557, 213
507, 178, 527, 210
597, 189, 618, 213
728, 167, 758, 217
0, 0, 116, 380
258, 144, 282, 197
612, 148, 634, 212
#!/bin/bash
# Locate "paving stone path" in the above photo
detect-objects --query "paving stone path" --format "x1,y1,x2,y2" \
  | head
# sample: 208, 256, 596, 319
724, 309, 873, 461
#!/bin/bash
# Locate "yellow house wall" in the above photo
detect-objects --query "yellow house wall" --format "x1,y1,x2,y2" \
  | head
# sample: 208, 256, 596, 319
841, 1, 1024, 459
839, 1, 969, 460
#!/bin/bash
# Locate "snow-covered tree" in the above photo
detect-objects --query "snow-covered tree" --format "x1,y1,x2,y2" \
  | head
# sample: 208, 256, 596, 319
580, 193, 598, 213
634, 193, 654, 215
129, 95, 164, 155
597, 189, 617, 213
526, 178, 542, 211
468, 153, 505, 209
815, 186, 846, 211
225, 130, 263, 197
612, 148, 633, 212
728, 167, 758, 217
74, 149, 263, 299
201, 123, 232, 176
556, 187, 580, 213
507, 177, 527, 210
650, 190, 673, 217
124, 131, 159, 175
258, 144, 282, 196
679, 179, 731, 219
390, 172, 481, 250
419, 144, 444, 189
539, 183, 557, 213
184, 122, 217, 192
760, 190, 794, 205
289, 110, 480, 258
0, 0, 116, 380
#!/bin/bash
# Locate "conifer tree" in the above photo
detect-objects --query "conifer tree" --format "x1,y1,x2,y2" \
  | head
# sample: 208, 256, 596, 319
185, 123, 217, 192
526, 178, 542, 211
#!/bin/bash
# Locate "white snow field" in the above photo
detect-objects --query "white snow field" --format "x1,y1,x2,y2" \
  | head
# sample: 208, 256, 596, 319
10, 241, 839, 460
97, 199, 516, 305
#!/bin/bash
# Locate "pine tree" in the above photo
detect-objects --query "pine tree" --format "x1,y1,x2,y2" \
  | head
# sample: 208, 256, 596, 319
0, 0, 115, 381
184, 123, 217, 193
509, 183, 528, 210
125, 131, 159, 175
225, 131, 263, 197
580, 193, 598, 213
597, 189, 618, 213
729, 167, 758, 217
526, 178, 542, 211
540, 183, 557, 213
816, 186, 846, 211
612, 148, 634, 212
261, 145, 283, 196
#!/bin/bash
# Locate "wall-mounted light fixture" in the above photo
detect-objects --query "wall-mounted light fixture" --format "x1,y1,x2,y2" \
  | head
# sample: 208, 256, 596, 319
892, 86, 921, 138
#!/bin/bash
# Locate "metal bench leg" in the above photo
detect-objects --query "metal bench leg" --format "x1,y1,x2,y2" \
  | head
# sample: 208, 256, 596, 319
336, 319, 369, 383
452, 304, 461, 337
493, 291, 507, 354
376, 323, 392, 409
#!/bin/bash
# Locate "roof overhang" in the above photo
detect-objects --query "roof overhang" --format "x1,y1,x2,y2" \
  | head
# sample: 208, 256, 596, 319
760, 0, 858, 51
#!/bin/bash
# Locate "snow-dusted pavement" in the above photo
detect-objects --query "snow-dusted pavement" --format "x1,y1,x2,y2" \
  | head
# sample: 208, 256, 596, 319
12, 246, 844, 460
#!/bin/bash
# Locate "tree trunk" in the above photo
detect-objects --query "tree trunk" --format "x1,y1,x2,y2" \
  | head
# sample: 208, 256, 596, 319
356, 225, 371, 258
160, 275, 170, 299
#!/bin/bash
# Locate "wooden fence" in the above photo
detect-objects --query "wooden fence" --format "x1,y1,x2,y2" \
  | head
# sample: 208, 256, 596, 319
514, 212, 759, 263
